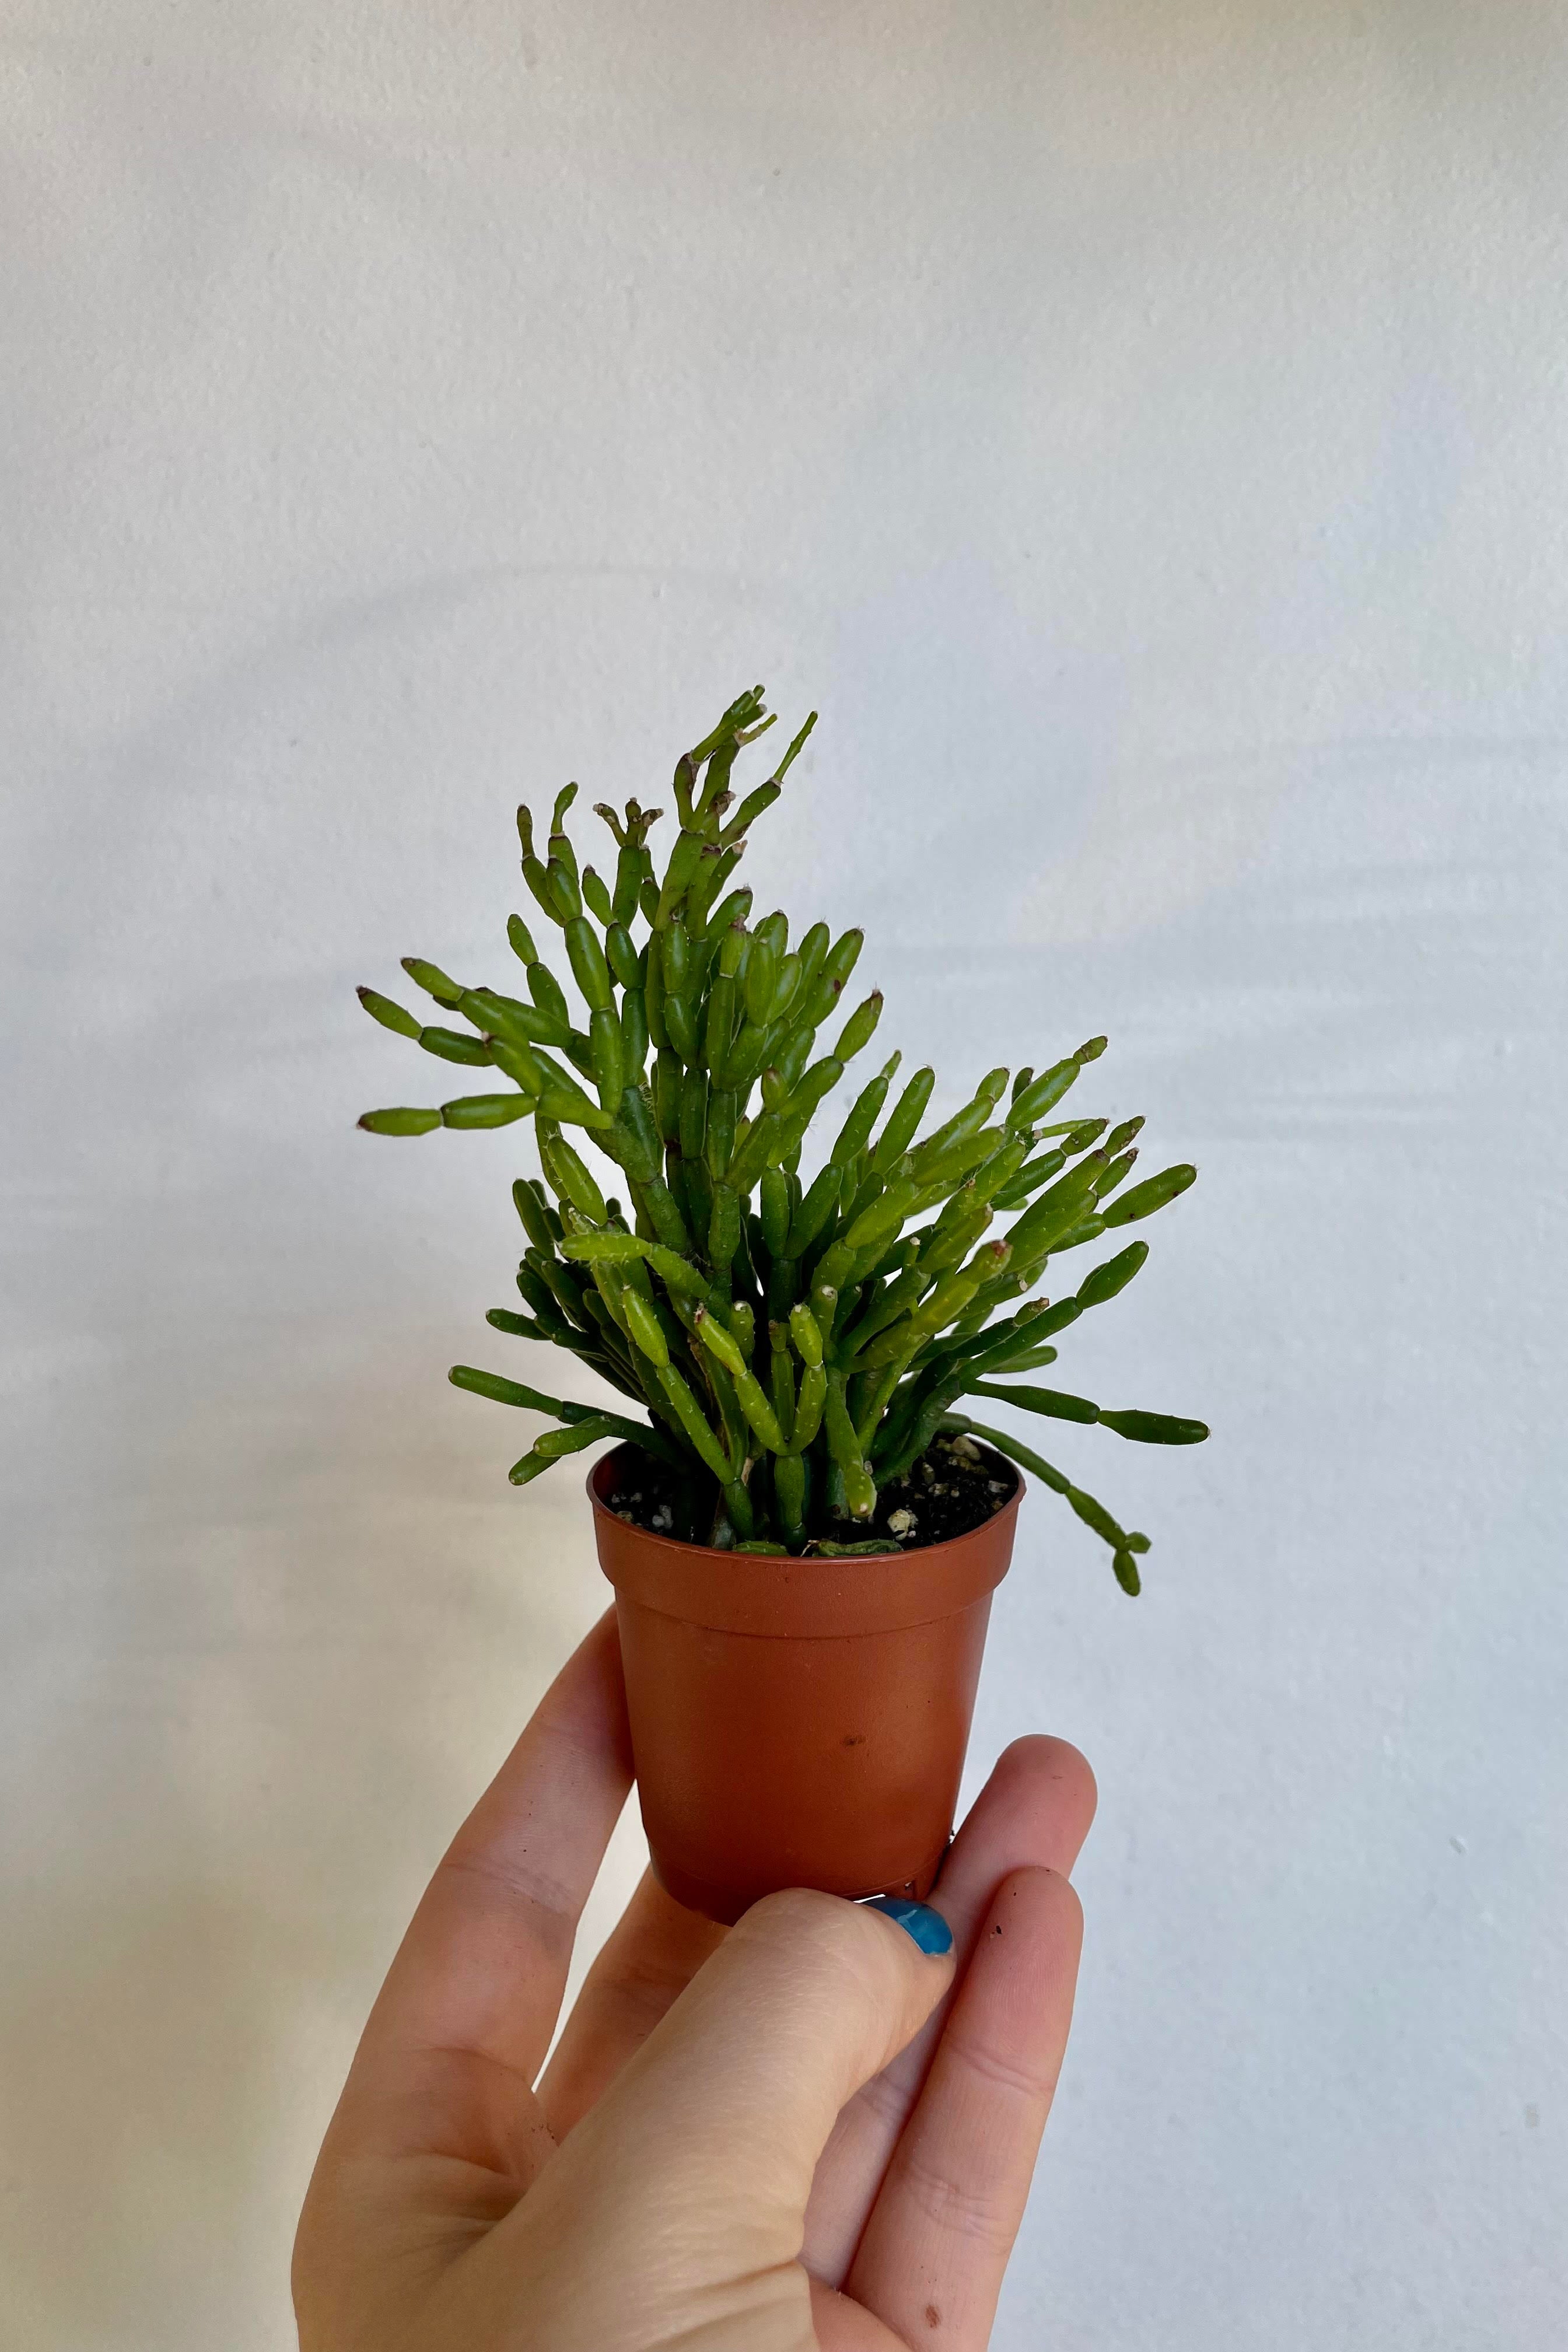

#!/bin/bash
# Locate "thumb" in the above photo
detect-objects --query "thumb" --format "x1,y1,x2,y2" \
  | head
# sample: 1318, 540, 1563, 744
498, 1889, 953, 2328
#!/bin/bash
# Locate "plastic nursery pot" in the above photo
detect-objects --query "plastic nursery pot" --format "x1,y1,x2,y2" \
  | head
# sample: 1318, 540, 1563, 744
589, 1442, 1022, 1926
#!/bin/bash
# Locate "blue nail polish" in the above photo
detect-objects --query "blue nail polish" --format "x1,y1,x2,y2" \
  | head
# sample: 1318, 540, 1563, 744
862, 1896, 954, 1955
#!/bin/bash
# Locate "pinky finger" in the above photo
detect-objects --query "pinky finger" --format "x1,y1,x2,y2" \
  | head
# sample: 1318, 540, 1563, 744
843, 1867, 1083, 2352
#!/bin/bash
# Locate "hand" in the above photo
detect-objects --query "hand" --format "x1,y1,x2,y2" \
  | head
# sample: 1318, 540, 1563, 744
293, 1611, 1095, 2350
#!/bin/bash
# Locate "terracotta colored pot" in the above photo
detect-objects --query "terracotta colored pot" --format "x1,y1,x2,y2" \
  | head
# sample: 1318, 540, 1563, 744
589, 1444, 1021, 1926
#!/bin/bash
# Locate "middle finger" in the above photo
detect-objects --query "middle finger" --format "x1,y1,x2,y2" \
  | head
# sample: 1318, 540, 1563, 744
802, 1732, 1096, 2282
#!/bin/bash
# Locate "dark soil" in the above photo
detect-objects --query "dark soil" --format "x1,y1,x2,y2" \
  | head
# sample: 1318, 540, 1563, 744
869, 1433, 1019, 1549
606, 1430, 1019, 1554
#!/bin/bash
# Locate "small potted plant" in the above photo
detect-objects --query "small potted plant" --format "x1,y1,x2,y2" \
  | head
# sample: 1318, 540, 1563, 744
357, 688, 1206, 1922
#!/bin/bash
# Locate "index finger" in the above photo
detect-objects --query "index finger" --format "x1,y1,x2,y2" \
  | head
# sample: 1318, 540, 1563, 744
334, 1608, 634, 2150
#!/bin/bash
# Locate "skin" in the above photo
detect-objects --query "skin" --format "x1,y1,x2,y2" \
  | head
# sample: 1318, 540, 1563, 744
294, 1612, 1096, 2351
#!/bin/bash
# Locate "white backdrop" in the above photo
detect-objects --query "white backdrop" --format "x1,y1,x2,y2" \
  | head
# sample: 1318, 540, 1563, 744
4, 4, 1566, 2346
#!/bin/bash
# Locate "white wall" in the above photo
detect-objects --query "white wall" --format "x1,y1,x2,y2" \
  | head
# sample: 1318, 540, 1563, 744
4, 4, 1566, 2345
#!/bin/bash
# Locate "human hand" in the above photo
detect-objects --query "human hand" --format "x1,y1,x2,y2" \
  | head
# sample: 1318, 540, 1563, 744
293, 1611, 1095, 2350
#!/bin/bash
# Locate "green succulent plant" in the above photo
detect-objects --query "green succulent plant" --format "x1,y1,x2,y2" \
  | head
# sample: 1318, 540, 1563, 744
358, 688, 1206, 1586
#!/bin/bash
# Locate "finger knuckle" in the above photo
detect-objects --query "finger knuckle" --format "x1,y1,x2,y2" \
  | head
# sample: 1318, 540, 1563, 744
898, 2148, 1018, 2252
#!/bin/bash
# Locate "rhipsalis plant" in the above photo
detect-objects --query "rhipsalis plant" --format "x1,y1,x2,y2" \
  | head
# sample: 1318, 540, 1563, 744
358, 689, 1207, 1586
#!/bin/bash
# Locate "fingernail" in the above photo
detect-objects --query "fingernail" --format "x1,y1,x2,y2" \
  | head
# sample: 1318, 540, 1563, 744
862, 1896, 954, 1955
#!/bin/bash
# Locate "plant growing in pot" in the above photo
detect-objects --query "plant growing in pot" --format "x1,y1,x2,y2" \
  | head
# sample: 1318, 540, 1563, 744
356, 688, 1207, 1923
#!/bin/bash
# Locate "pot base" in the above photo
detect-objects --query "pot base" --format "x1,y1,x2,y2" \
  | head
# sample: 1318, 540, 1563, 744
650, 1843, 949, 1929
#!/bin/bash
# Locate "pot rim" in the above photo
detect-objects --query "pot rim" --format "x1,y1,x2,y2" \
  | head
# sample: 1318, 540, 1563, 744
587, 1440, 1023, 1638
